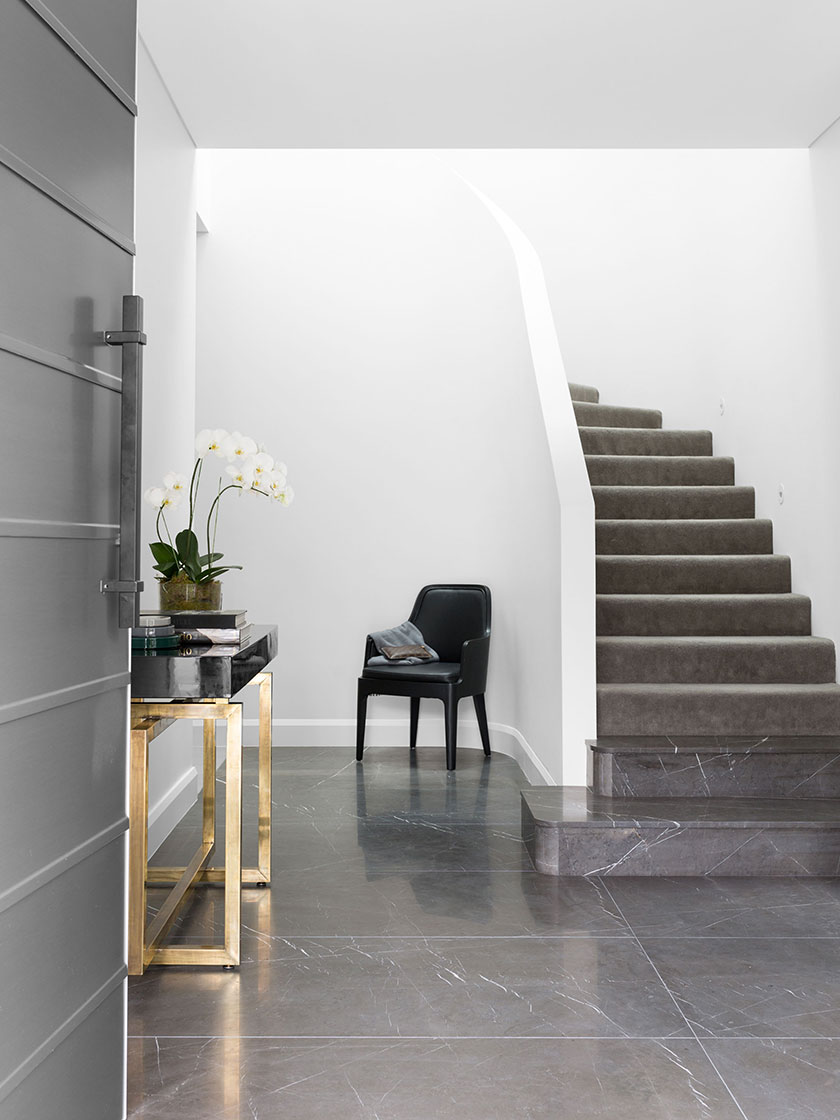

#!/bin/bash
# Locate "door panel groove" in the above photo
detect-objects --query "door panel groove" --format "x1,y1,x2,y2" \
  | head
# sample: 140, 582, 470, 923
0, 144, 135, 254
17, 0, 136, 114
0, 518, 119, 540
0, 672, 130, 728
0, 963, 126, 1103
0, 817, 127, 916
0, 332, 121, 392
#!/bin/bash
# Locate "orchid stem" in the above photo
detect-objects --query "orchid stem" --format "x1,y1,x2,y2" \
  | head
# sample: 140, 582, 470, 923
205, 484, 238, 573
188, 457, 202, 531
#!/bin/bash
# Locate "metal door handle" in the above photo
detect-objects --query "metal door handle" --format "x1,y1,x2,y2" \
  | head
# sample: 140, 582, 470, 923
101, 294, 146, 627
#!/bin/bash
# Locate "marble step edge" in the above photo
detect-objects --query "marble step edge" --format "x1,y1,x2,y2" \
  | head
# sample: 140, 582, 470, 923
521, 788, 840, 830
587, 734, 840, 756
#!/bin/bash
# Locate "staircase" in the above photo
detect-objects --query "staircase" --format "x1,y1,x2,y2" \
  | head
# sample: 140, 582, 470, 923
521, 381, 840, 877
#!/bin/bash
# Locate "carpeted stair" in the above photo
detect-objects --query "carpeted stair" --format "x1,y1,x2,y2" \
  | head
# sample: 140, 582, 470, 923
520, 381, 840, 876
571, 382, 840, 737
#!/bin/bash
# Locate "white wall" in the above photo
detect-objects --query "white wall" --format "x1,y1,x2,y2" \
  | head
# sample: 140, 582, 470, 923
445, 150, 840, 656
808, 122, 840, 653
195, 150, 588, 782
135, 41, 200, 850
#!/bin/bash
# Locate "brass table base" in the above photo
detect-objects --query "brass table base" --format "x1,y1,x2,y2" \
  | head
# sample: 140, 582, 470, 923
129, 672, 272, 974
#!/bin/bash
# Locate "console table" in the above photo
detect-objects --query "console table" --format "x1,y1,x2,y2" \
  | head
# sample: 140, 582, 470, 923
129, 625, 278, 974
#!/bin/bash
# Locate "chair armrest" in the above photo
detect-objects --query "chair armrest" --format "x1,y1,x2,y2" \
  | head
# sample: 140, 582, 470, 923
459, 634, 490, 694
363, 635, 377, 665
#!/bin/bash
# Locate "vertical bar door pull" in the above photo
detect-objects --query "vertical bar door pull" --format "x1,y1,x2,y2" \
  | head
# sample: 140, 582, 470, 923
102, 294, 146, 627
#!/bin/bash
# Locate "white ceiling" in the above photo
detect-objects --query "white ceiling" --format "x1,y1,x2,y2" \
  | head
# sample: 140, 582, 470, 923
139, 0, 840, 148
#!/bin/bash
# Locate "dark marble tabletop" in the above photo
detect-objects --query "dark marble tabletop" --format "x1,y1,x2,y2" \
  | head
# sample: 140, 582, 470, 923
130, 624, 278, 700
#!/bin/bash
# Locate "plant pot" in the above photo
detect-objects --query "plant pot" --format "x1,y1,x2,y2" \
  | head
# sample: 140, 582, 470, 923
159, 579, 222, 612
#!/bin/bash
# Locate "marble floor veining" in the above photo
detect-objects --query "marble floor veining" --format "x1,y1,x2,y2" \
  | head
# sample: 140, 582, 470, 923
128, 746, 840, 1119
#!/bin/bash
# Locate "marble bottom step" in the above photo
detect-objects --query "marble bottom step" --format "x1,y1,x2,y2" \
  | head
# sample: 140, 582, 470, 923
521, 788, 840, 878
590, 735, 840, 798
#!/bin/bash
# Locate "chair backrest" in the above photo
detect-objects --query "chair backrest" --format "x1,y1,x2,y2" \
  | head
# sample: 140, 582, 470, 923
409, 585, 491, 663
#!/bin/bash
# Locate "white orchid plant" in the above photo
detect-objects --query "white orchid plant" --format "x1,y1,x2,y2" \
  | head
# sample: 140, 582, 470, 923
144, 429, 293, 585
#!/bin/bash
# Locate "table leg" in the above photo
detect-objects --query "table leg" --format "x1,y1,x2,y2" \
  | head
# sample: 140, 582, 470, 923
257, 672, 272, 883
203, 715, 217, 848
128, 722, 150, 976
224, 703, 243, 966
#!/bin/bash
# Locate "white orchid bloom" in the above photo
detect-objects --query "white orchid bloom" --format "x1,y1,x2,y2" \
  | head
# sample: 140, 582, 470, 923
221, 431, 258, 462
226, 458, 256, 489
251, 451, 274, 482
275, 484, 294, 506
265, 469, 287, 498
144, 486, 166, 509
162, 471, 189, 494
161, 489, 182, 510
273, 461, 287, 477
195, 428, 229, 457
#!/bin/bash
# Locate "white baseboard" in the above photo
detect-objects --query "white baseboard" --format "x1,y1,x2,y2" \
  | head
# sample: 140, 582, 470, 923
221, 718, 553, 786
147, 766, 201, 856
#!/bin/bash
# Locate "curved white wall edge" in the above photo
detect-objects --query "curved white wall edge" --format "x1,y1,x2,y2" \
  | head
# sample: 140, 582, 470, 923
441, 164, 596, 786
226, 718, 554, 787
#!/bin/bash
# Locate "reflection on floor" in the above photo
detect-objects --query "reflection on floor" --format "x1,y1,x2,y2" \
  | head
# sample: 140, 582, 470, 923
128, 746, 840, 1119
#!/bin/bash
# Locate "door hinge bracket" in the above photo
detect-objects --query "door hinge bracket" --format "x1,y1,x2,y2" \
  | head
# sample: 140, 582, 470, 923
101, 579, 144, 594
105, 330, 147, 346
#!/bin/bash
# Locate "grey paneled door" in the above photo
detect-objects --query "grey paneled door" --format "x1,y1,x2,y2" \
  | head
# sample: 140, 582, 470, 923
0, 1, 138, 1116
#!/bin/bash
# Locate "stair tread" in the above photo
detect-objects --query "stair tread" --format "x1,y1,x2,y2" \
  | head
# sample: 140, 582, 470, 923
592, 485, 751, 494
574, 403, 662, 429
597, 634, 831, 645
568, 381, 599, 403
522, 787, 840, 829
599, 682, 840, 693
588, 734, 840, 754
597, 593, 810, 602
579, 426, 709, 437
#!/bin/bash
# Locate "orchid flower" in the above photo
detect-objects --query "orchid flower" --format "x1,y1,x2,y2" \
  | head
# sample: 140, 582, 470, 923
195, 429, 229, 457
221, 431, 258, 462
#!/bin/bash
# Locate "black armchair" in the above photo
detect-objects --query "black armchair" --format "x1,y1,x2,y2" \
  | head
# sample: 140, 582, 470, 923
356, 584, 492, 771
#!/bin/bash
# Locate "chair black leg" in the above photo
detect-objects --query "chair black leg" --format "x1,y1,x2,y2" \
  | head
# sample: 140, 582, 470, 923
409, 697, 420, 750
356, 687, 368, 761
444, 695, 458, 771
474, 694, 491, 756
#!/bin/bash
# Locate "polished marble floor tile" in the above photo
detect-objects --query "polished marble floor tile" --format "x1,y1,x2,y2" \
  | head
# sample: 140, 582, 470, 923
703, 1038, 840, 1120
127, 1036, 742, 1120
130, 934, 689, 1040
153, 868, 632, 940
642, 936, 840, 1038
605, 876, 840, 939
131, 745, 840, 1118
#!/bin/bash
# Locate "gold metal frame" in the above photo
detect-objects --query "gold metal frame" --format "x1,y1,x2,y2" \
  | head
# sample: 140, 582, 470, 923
128, 672, 272, 975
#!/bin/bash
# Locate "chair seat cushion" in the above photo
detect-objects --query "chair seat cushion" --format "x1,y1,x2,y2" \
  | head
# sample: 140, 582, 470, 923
362, 661, 461, 683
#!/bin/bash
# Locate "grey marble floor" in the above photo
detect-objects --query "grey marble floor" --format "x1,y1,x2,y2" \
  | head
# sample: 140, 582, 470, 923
128, 746, 840, 1119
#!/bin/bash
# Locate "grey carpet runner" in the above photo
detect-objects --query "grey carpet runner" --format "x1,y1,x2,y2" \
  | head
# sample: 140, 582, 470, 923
568, 382, 840, 735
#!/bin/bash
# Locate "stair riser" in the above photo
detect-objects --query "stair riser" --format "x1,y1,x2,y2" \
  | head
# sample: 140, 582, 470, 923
568, 382, 599, 403
579, 429, 713, 455
596, 556, 791, 594
573, 402, 662, 429
597, 596, 810, 636
586, 456, 735, 486
525, 812, 840, 877
597, 690, 840, 735
593, 487, 754, 520
593, 748, 840, 799
597, 639, 835, 683
597, 520, 773, 555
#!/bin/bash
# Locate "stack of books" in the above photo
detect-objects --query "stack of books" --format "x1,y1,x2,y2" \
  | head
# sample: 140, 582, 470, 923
160, 610, 252, 646
131, 615, 181, 651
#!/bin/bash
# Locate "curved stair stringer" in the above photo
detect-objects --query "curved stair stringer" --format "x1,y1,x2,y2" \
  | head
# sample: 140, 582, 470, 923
452, 169, 596, 785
